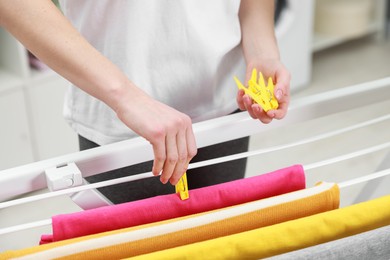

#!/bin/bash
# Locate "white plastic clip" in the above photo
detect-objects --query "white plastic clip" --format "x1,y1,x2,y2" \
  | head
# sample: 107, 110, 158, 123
45, 162, 83, 191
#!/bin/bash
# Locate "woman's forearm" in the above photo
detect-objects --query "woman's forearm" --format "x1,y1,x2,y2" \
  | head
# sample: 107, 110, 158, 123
0, 0, 139, 111
237, 0, 290, 123
0, 0, 198, 185
239, 0, 280, 62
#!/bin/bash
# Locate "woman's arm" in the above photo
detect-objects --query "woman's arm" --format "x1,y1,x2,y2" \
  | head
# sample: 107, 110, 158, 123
0, 0, 197, 185
238, 0, 290, 123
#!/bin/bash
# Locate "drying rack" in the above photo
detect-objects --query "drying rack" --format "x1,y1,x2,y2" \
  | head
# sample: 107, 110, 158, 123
0, 77, 389, 252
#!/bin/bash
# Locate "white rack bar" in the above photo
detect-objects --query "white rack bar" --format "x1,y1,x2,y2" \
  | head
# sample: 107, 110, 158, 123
190, 115, 390, 170
1, 139, 389, 210
303, 142, 390, 171
339, 168, 390, 189
0, 219, 52, 236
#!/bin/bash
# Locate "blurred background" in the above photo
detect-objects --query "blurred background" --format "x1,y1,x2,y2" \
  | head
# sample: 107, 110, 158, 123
0, 0, 389, 251
0, 0, 389, 176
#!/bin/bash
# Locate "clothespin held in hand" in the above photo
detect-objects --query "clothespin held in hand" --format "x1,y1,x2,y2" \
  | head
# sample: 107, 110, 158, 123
175, 172, 189, 200
234, 68, 279, 112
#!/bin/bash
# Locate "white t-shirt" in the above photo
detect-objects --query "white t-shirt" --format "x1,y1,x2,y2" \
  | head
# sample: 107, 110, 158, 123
59, 0, 246, 145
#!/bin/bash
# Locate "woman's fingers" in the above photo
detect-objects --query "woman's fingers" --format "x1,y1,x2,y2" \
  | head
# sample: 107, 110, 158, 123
151, 115, 197, 185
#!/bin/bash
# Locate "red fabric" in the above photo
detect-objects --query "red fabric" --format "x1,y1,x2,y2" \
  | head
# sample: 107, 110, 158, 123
40, 165, 305, 244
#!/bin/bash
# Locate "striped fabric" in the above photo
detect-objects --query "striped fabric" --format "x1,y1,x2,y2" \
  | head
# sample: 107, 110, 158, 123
1, 182, 338, 260
40, 164, 305, 244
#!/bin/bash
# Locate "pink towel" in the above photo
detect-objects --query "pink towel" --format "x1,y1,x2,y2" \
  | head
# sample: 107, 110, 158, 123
40, 164, 305, 244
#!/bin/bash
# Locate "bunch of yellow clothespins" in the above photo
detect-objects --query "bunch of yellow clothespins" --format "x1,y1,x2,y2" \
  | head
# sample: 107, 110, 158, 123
234, 68, 279, 112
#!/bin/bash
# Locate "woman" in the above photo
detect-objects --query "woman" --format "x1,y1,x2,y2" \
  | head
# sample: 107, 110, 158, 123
0, 0, 290, 203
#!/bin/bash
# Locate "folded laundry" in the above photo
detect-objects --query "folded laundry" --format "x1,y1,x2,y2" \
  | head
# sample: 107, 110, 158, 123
2, 180, 337, 260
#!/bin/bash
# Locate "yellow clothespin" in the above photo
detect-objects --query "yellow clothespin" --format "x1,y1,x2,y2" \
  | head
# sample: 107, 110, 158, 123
175, 172, 189, 200
234, 68, 279, 112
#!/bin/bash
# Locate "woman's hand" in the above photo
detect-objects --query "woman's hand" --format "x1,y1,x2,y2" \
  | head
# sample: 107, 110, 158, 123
238, 0, 291, 124
236, 59, 290, 124
115, 86, 198, 186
